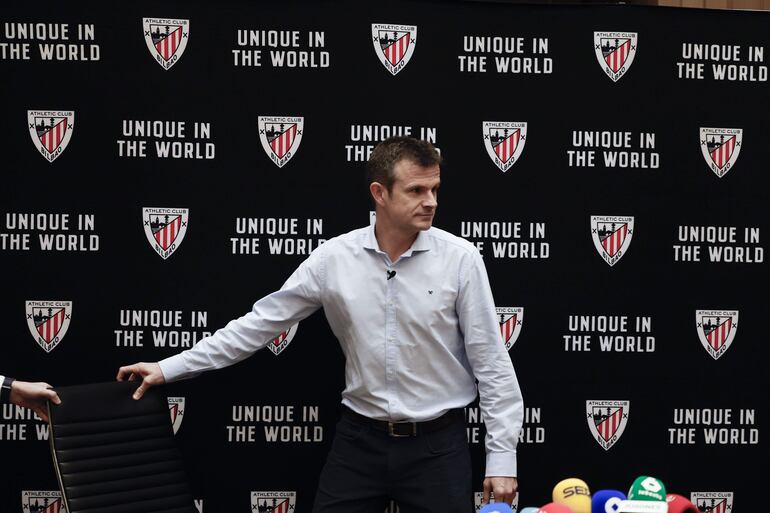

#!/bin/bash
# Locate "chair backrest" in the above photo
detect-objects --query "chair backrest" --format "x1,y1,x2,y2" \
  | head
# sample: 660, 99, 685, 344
48, 380, 197, 513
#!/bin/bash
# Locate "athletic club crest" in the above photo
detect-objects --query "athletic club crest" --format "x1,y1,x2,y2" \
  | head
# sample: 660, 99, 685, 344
268, 324, 299, 356
258, 116, 304, 168
696, 310, 738, 360
700, 128, 742, 178
22, 490, 67, 513
496, 307, 524, 351
25, 300, 72, 353
142, 207, 189, 260
591, 216, 634, 266
474, 491, 518, 512
27, 110, 74, 163
474, 493, 484, 512
168, 397, 185, 435
143, 18, 190, 70
251, 491, 297, 513
371, 24, 417, 75
586, 400, 630, 450
483, 121, 527, 173
594, 32, 638, 82
691, 492, 733, 513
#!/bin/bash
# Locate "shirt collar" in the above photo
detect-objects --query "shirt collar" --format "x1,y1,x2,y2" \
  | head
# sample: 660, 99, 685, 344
363, 223, 432, 257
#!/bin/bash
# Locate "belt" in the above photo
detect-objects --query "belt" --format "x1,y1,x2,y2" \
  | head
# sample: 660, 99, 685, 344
342, 406, 463, 437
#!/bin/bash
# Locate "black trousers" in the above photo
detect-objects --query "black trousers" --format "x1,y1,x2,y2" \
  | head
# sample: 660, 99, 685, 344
311, 412, 473, 513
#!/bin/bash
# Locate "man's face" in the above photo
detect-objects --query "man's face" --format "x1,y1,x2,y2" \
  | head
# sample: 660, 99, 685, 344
379, 159, 440, 233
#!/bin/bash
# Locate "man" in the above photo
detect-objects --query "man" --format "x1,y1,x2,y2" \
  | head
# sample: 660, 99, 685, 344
0, 374, 61, 422
118, 137, 523, 512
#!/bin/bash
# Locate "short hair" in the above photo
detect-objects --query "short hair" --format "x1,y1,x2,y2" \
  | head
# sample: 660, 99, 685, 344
366, 137, 442, 193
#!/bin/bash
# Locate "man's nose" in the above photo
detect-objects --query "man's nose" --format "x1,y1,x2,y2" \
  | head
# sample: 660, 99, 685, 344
423, 192, 437, 208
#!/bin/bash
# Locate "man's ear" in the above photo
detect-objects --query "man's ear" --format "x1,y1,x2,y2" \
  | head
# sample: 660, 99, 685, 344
370, 182, 386, 207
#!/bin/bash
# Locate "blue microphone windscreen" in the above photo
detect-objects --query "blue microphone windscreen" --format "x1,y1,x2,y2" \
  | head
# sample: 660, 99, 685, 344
592, 490, 627, 513
480, 502, 515, 513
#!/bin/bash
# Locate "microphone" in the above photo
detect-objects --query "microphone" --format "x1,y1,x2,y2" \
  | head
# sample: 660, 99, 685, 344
592, 490, 627, 513
480, 503, 514, 513
665, 494, 699, 513
387, 270, 396, 280
537, 503, 573, 513
618, 476, 667, 513
553, 477, 591, 513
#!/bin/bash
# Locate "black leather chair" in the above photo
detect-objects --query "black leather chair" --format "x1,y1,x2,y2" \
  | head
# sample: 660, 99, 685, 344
48, 381, 197, 513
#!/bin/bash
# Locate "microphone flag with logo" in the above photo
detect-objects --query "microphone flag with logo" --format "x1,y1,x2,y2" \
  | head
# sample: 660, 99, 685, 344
553, 477, 592, 513
618, 476, 668, 513
665, 494, 700, 513
592, 490, 627, 513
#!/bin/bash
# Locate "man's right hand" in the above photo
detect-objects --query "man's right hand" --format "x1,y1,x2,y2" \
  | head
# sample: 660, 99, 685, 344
116, 362, 165, 400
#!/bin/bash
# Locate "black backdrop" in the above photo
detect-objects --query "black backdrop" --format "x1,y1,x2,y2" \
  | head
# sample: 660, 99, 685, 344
1, 1, 767, 512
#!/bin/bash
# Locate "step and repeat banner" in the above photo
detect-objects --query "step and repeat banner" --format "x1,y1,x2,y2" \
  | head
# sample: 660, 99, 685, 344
1, 1, 767, 512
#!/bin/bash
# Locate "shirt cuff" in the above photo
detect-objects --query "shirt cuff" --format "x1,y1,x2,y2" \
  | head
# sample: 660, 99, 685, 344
158, 354, 187, 383
485, 450, 517, 477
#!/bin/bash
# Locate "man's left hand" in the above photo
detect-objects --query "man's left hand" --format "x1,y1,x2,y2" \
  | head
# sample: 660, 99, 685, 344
482, 476, 518, 506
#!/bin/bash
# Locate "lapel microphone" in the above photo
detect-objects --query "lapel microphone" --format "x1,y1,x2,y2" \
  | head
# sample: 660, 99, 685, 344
387, 270, 396, 280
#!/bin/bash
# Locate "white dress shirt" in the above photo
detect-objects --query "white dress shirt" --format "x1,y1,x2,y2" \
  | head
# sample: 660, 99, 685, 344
159, 224, 524, 476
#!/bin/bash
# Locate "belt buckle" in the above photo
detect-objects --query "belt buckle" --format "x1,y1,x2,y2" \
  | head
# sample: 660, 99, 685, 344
388, 421, 417, 437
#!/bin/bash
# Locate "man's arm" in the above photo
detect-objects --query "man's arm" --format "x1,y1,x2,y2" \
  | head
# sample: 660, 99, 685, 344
455, 249, 524, 504
1, 375, 61, 422
118, 247, 326, 398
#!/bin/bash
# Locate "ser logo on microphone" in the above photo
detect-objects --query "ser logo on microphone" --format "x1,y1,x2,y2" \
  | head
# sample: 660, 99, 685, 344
563, 486, 590, 498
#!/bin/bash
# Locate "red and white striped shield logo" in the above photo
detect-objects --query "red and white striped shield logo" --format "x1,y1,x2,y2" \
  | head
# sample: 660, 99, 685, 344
143, 18, 190, 70
590, 216, 634, 266
483, 121, 528, 173
251, 492, 297, 513
258, 116, 304, 168
22, 490, 67, 513
267, 324, 299, 356
586, 400, 630, 450
700, 128, 742, 178
27, 110, 75, 163
25, 300, 72, 353
696, 310, 738, 360
691, 492, 733, 513
371, 24, 417, 75
167, 397, 185, 435
594, 32, 638, 82
496, 307, 524, 351
142, 207, 189, 260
